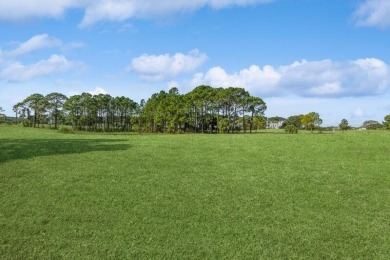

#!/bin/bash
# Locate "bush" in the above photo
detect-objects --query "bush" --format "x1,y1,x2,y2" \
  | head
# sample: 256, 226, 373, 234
59, 126, 74, 134
285, 124, 298, 134
22, 120, 32, 127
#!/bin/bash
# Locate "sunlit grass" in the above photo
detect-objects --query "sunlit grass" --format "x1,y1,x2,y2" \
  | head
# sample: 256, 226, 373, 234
1, 125, 390, 258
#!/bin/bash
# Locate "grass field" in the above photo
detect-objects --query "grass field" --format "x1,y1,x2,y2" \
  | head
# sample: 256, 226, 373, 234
1, 125, 390, 259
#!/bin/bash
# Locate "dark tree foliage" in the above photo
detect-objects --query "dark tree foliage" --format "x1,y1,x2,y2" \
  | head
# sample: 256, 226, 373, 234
46, 93, 68, 129
13, 93, 46, 127
339, 118, 350, 131
284, 124, 298, 134
281, 115, 303, 129
362, 120, 382, 130
63, 93, 137, 131
383, 114, 390, 130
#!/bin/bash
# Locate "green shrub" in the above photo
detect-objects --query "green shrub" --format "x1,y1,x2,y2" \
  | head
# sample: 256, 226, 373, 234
285, 124, 298, 134
59, 126, 74, 134
22, 120, 31, 127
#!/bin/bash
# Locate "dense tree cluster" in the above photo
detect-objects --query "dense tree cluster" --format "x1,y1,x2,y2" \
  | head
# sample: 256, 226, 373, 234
63, 93, 137, 131
12, 86, 267, 133
142, 86, 267, 133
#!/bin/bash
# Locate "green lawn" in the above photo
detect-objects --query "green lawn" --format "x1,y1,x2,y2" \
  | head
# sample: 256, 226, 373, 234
1, 125, 390, 259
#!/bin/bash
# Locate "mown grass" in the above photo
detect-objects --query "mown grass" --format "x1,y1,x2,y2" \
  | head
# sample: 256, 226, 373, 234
1, 125, 390, 259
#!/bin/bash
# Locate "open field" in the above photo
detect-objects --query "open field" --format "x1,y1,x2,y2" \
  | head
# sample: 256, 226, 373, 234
1, 125, 390, 259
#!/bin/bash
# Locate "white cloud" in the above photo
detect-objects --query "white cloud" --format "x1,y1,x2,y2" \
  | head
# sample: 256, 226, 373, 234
0, 54, 74, 82
80, 1, 137, 27
88, 87, 108, 95
63, 41, 85, 51
354, 0, 390, 28
130, 49, 208, 81
80, 0, 275, 27
0, 34, 84, 58
0, 0, 88, 20
6, 34, 62, 57
308, 82, 343, 96
0, 0, 275, 27
352, 108, 365, 117
0, 35, 85, 82
68, 87, 109, 97
191, 65, 281, 93
191, 58, 390, 97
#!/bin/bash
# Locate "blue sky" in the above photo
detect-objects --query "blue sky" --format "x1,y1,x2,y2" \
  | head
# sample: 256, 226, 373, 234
1, 0, 390, 126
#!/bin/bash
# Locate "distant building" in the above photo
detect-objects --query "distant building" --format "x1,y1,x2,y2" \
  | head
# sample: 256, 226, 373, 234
267, 117, 286, 129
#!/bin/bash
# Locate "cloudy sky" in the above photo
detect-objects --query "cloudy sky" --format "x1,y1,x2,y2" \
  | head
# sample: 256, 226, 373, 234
1, 0, 390, 126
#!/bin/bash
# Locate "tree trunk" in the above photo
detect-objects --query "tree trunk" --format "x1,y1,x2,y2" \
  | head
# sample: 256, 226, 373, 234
54, 111, 58, 129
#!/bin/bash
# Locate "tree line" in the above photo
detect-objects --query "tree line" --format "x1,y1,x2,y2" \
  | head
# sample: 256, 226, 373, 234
281, 114, 390, 133
11, 86, 390, 133
12, 86, 268, 133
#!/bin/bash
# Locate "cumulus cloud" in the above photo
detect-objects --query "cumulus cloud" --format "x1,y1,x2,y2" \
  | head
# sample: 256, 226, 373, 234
0, 55, 75, 82
191, 65, 281, 93
191, 58, 390, 97
130, 49, 208, 81
354, 0, 390, 28
0, 0, 275, 27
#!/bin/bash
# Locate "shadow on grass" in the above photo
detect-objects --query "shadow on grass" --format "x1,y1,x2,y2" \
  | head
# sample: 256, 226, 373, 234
0, 138, 130, 163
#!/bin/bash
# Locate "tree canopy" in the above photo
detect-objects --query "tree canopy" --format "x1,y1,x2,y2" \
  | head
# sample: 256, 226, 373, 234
301, 112, 322, 133
362, 120, 382, 130
339, 119, 350, 131
282, 115, 303, 129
